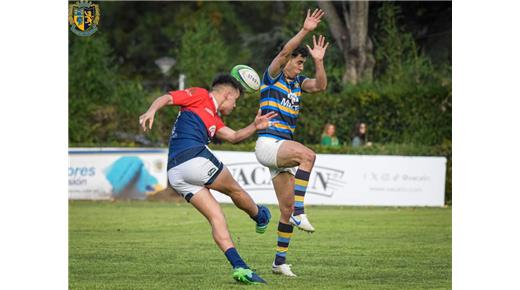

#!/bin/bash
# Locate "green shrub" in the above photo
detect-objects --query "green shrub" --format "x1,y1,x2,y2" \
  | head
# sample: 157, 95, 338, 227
69, 33, 118, 144
69, 33, 169, 146
223, 81, 451, 147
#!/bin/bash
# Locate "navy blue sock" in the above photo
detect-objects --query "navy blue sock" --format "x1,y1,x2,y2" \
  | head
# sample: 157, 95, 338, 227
224, 247, 249, 269
251, 205, 270, 225
251, 205, 261, 222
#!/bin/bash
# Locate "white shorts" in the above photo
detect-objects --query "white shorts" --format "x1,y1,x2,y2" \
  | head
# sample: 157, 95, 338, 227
167, 146, 223, 202
255, 137, 297, 179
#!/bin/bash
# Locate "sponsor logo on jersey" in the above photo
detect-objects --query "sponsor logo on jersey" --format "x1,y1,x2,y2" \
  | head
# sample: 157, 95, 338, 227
287, 92, 299, 103
281, 98, 299, 111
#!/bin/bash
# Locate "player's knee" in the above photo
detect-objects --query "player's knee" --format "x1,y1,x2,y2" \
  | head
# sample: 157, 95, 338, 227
209, 212, 226, 227
308, 150, 316, 163
210, 218, 229, 237
300, 149, 316, 167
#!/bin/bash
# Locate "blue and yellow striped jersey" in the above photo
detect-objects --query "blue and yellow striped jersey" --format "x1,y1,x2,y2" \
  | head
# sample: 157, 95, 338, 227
257, 68, 308, 140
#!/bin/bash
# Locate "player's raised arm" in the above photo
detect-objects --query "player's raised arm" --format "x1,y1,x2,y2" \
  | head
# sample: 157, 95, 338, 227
302, 34, 329, 93
216, 110, 277, 144
268, 8, 325, 79
139, 94, 173, 132
139, 88, 204, 132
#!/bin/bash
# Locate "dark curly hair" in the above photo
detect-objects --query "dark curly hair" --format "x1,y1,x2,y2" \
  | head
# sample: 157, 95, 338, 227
291, 45, 309, 58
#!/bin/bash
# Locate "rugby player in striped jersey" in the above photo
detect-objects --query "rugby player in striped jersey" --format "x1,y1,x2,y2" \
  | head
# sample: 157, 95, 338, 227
254, 8, 329, 277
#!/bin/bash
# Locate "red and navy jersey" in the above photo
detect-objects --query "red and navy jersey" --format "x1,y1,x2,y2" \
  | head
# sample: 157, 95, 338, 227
167, 87, 225, 169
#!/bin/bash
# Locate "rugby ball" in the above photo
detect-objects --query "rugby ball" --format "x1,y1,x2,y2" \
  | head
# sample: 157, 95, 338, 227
231, 64, 261, 92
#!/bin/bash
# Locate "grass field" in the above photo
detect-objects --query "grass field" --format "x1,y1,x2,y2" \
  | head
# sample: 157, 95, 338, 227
69, 201, 451, 289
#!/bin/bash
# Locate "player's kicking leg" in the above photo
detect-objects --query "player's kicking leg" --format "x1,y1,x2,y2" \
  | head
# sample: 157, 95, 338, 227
276, 140, 316, 232
207, 166, 271, 234
189, 188, 267, 284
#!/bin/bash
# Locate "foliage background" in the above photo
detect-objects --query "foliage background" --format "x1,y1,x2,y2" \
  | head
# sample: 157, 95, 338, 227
68, 1, 451, 201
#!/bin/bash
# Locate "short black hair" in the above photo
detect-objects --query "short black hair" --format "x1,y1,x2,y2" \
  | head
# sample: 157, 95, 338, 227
291, 45, 309, 58
275, 43, 309, 60
211, 74, 243, 94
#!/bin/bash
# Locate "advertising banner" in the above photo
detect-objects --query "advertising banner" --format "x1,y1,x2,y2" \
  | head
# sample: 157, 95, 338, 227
210, 151, 447, 207
69, 148, 446, 206
68, 148, 168, 200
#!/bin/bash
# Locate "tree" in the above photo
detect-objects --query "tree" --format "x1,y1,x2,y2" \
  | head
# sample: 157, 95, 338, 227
317, 1, 375, 84
177, 19, 231, 87
374, 2, 436, 85
69, 34, 118, 144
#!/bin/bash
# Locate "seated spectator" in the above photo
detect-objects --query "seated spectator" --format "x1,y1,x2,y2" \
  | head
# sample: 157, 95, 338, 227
351, 122, 372, 147
321, 123, 340, 147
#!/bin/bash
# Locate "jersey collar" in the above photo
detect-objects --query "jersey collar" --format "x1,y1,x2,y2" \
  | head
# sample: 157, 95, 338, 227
282, 71, 297, 87
209, 93, 219, 112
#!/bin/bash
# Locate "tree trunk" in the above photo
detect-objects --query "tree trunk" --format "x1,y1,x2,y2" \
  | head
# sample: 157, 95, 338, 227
318, 0, 374, 84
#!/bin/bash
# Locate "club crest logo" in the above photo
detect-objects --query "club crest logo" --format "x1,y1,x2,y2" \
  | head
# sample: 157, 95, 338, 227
69, 1, 100, 36
208, 125, 216, 137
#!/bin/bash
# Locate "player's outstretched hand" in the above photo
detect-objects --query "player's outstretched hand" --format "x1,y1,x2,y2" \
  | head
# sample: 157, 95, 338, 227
306, 35, 329, 61
139, 111, 155, 132
303, 8, 325, 32
254, 110, 277, 130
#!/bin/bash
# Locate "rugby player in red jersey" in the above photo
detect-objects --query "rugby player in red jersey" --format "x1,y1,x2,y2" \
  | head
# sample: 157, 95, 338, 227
139, 74, 276, 284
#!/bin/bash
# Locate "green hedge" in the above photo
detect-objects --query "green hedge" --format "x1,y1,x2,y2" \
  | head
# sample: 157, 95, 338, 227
69, 21, 451, 149
222, 81, 451, 147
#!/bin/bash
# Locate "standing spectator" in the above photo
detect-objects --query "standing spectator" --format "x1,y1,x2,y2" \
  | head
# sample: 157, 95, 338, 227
351, 122, 372, 147
321, 123, 340, 147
